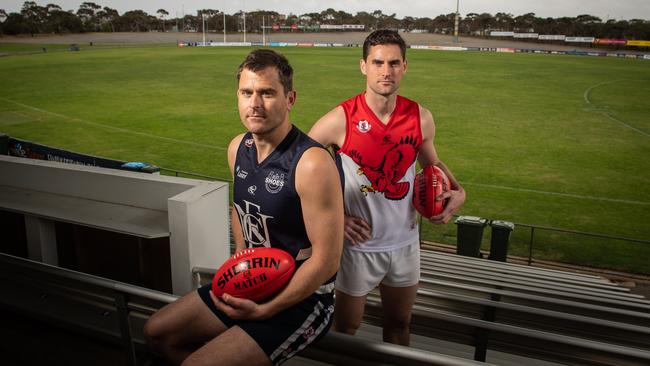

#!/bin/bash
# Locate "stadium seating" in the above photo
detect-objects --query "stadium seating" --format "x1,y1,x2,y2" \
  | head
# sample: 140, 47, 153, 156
192, 249, 650, 365
0, 252, 491, 366
2, 246, 649, 365
363, 250, 650, 365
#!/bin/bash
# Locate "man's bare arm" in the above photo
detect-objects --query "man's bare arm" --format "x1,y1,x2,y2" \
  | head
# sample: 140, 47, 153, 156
309, 106, 372, 244
227, 134, 246, 252
308, 106, 347, 149
417, 106, 466, 224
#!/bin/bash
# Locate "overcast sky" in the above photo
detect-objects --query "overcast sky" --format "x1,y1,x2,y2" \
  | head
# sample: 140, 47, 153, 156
3, 1, 650, 21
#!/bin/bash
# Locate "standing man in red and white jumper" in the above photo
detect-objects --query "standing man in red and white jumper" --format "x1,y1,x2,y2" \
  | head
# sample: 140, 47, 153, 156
309, 30, 466, 346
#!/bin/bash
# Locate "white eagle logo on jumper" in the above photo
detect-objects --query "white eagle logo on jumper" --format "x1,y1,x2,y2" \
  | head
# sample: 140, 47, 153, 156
233, 200, 273, 246
357, 119, 371, 133
265, 171, 285, 194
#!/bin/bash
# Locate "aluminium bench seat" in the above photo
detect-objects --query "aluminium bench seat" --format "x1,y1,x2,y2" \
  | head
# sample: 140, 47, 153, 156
418, 269, 650, 311
420, 250, 609, 283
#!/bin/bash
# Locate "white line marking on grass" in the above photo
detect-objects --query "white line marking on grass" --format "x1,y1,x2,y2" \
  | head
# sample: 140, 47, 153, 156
463, 182, 650, 206
10, 111, 30, 118
583, 80, 650, 138
0, 110, 40, 122
0, 97, 227, 151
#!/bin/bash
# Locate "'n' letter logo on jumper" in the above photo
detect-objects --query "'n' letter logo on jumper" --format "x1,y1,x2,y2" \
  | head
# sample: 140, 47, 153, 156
234, 200, 273, 246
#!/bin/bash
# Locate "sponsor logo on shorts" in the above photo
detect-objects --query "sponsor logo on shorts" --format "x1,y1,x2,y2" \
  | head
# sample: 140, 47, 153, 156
265, 171, 285, 194
356, 119, 371, 133
303, 326, 315, 339
248, 185, 257, 195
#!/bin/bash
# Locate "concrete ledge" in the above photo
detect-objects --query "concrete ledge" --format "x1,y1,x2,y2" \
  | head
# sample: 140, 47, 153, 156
0, 185, 169, 238
0, 155, 231, 295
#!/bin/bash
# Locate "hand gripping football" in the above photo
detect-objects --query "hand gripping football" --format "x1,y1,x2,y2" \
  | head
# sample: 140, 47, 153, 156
412, 165, 450, 219
211, 247, 296, 302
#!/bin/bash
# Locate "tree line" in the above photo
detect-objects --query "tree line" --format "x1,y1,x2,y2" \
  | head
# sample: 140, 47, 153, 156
1, 1, 649, 40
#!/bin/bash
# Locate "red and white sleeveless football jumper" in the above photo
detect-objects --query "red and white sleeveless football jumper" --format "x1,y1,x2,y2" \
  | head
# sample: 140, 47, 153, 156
338, 92, 423, 252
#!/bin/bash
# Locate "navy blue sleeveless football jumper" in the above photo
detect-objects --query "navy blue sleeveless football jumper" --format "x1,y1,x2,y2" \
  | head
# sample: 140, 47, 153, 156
232, 125, 322, 267
198, 125, 336, 365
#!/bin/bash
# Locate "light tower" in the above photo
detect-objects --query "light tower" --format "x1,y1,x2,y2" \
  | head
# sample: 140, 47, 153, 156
202, 11, 206, 45
453, 0, 460, 43
244, 13, 247, 42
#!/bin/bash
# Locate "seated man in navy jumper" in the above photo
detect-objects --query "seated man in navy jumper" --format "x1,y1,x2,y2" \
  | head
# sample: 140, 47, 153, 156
144, 49, 344, 366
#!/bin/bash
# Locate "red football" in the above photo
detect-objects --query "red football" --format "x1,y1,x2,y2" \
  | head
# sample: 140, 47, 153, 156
412, 165, 450, 219
211, 247, 295, 302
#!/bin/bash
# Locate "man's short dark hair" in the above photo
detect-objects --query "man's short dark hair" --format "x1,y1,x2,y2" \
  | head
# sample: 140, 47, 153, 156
236, 49, 293, 94
363, 29, 407, 61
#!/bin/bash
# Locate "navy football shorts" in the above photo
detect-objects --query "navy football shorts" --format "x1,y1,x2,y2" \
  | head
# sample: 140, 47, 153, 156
197, 284, 334, 365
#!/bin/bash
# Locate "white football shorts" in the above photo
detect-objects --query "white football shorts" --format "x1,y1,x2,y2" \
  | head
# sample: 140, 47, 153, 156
335, 242, 420, 296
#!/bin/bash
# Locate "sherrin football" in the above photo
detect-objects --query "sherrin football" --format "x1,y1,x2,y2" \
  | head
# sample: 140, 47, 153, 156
211, 247, 296, 302
412, 165, 450, 219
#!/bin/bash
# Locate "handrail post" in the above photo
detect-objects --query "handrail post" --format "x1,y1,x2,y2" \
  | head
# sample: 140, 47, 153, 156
114, 292, 138, 366
418, 215, 423, 247
528, 227, 535, 266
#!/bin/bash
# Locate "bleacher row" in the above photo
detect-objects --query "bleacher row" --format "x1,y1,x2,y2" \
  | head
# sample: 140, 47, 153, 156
194, 250, 650, 365
2, 245, 649, 365
368, 251, 650, 365
0, 252, 491, 366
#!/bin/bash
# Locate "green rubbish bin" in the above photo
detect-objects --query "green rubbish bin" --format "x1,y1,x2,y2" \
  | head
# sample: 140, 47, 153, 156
455, 216, 488, 258
488, 220, 515, 262
0, 134, 8, 155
